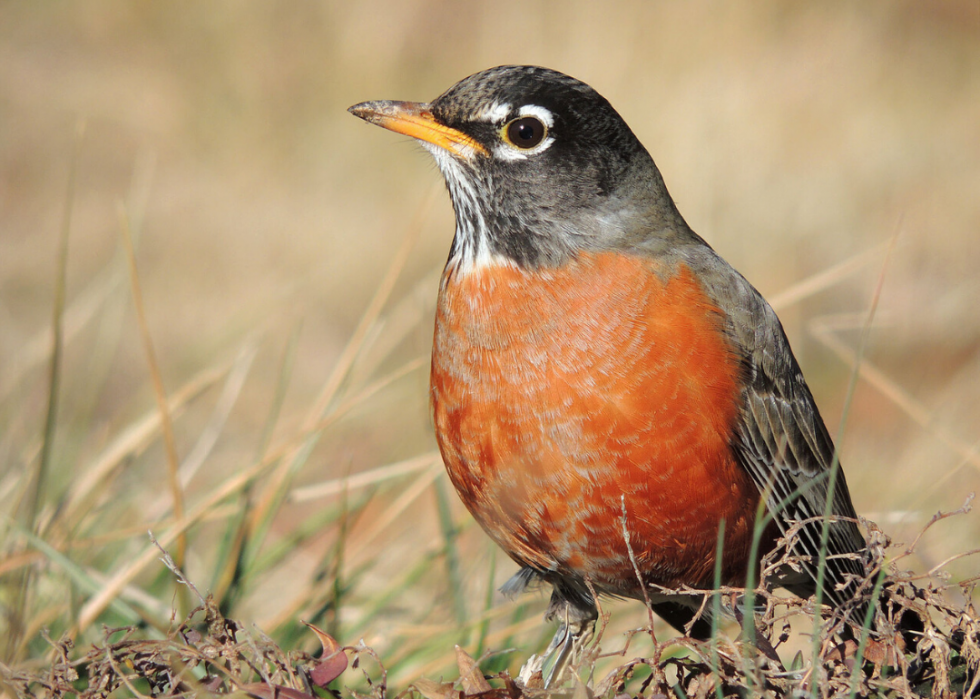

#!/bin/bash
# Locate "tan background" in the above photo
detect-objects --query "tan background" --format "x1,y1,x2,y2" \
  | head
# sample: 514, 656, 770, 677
1, 0, 977, 674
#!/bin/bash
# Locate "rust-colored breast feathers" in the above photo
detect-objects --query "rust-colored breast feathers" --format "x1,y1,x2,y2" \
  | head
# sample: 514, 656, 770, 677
430, 251, 761, 594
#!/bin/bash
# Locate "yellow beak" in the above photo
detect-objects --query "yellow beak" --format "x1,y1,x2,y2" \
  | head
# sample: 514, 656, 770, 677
348, 100, 487, 158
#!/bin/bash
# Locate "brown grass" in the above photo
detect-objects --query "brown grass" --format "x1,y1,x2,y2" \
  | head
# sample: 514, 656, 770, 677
3, 512, 977, 698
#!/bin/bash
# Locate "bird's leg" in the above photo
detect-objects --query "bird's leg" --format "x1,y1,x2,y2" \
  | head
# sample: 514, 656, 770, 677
543, 613, 595, 687
518, 595, 597, 688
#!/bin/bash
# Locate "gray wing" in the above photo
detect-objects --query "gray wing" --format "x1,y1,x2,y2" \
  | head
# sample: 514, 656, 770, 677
688, 247, 868, 609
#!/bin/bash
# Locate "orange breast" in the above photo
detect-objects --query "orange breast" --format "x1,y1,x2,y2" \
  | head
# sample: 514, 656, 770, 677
430, 251, 763, 594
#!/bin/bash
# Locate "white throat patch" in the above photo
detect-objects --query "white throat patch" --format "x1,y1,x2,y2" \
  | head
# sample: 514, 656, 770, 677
422, 143, 512, 276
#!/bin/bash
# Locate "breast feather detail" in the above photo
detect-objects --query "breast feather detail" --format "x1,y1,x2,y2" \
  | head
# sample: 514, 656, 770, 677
430, 251, 762, 590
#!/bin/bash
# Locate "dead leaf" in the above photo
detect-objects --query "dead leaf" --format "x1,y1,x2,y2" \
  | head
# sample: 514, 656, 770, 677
413, 677, 458, 699
826, 639, 858, 663
456, 645, 492, 694
302, 621, 348, 687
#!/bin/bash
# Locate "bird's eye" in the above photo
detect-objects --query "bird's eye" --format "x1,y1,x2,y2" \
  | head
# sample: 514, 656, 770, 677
503, 116, 547, 149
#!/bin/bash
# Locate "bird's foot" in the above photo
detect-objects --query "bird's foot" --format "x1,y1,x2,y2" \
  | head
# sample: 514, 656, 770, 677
518, 617, 595, 688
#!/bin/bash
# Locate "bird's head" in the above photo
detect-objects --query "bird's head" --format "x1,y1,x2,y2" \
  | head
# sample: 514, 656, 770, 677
350, 66, 685, 271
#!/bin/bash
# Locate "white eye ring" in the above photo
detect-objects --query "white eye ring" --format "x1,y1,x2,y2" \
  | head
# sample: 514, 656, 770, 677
494, 104, 555, 161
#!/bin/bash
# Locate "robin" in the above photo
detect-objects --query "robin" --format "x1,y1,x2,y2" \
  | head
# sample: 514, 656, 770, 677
350, 66, 870, 678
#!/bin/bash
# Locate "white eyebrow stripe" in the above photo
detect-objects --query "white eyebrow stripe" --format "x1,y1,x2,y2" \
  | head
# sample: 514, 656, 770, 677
475, 101, 512, 123
517, 104, 554, 128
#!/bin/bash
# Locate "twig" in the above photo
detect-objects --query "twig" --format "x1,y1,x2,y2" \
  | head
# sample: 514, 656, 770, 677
892, 493, 974, 563
148, 531, 205, 605
620, 495, 658, 650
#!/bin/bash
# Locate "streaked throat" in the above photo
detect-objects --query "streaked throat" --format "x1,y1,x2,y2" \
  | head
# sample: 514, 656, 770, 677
424, 143, 513, 276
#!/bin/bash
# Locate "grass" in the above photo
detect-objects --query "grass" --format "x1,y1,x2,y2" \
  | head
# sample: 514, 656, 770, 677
1, 170, 977, 697
1, 3, 978, 697
0, 170, 552, 690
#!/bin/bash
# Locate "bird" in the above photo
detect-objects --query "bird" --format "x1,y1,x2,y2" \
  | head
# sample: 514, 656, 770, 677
349, 66, 871, 681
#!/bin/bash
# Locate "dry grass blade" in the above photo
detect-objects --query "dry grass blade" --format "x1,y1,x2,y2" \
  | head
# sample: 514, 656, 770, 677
809, 224, 898, 699
434, 475, 467, 627
74, 355, 426, 632
250, 356, 427, 507
308, 182, 438, 419
621, 495, 658, 650
149, 533, 205, 606
0, 272, 117, 402
143, 342, 258, 521
61, 361, 232, 522
117, 204, 185, 568
347, 267, 440, 392
4, 119, 84, 663
177, 342, 257, 487
809, 315, 980, 475
246, 187, 436, 555
26, 119, 85, 537
768, 243, 892, 313
290, 451, 441, 503
0, 149, 154, 406
76, 456, 270, 631
346, 460, 442, 568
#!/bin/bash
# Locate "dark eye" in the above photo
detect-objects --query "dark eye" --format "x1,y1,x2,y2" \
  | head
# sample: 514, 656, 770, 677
504, 116, 546, 149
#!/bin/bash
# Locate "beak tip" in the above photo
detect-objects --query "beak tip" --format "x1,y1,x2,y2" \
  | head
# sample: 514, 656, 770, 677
348, 102, 371, 120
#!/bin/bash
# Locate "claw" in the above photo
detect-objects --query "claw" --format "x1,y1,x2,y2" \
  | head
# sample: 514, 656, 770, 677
518, 614, 596, 688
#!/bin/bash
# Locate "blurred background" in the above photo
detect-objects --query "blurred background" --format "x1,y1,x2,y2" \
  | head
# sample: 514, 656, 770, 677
1, 0, 977, 684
